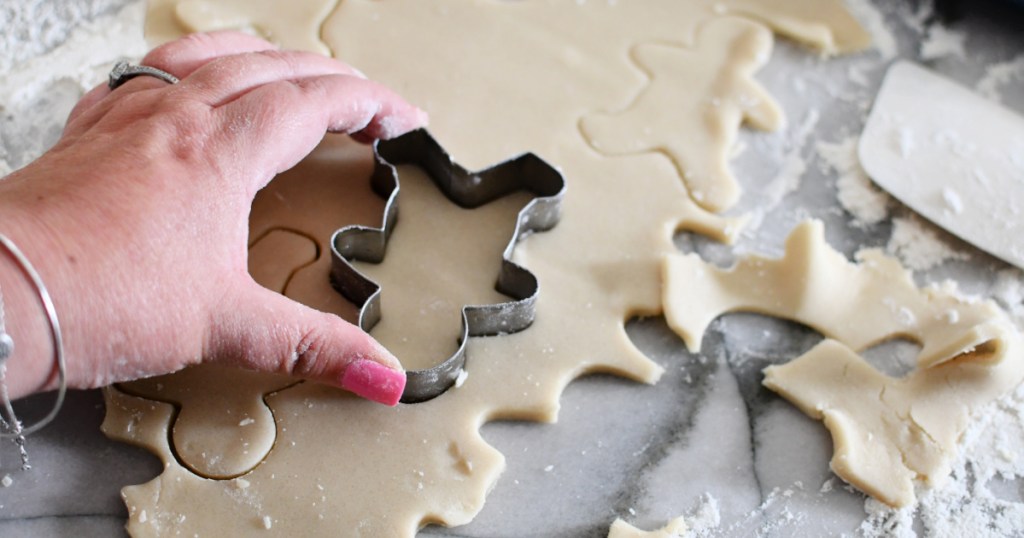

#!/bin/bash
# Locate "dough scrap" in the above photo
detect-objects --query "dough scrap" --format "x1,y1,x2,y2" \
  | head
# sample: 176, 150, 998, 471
663, 220, 1024, 507
581, 17, 784, 212
719, 0, 872, 55
608, 515, 689, 538
106, 1, 869, 535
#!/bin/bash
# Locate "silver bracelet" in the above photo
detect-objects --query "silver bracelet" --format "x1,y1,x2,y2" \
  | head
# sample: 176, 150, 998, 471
0, 233, 66, 439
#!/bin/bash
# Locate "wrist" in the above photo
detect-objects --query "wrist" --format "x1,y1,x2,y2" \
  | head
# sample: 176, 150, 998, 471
0, 177, 64, 399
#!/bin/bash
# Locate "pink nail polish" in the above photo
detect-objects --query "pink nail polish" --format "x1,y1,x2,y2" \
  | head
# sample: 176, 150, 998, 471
341, 359, 406, 406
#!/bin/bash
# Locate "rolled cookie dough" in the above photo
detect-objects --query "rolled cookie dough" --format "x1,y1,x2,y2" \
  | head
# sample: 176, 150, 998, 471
107, 1, 869, 534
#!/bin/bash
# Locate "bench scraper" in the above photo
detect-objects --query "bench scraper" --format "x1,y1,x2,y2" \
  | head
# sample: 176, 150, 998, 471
859, 61, 1024, 269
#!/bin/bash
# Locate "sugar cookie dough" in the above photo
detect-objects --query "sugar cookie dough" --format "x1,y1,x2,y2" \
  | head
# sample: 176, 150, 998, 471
105, 1, 868, 535
350, 165, 533, 372
663, 220, 1024, 507
608, 516, 689, 538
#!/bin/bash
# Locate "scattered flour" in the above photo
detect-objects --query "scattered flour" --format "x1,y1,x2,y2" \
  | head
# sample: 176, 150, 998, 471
0, 0, 134, 75
895, 1, 932, 35
757, 110, 819, 213
844, 0, 898, 60
919, 25, 967, 60
858, 384, 1024, 538
886, 216, 968, 271
0, 0, 147, 173
990, 269, 1024, 329
816, 137, 890, 226
977, 55, 1024, 104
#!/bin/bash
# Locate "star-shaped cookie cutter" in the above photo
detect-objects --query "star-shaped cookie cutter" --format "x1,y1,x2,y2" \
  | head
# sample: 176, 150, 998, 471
330, 129, 566, 403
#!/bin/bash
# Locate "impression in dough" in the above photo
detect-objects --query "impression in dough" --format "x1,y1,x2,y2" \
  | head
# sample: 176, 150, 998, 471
104, 1, 870, 534
663, 220, 1024, 507
581, 17, 783, 212
145, 0, 338, 55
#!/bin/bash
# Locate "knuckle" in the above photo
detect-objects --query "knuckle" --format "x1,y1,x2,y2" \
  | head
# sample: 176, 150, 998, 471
156, 101, 213, 154
287, 327, 329, 379
253, 49, 302, 73
143, 33, 202, 70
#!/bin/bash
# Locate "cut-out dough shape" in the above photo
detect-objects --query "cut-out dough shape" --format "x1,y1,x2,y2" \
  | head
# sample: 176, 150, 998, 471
608, 516, 689, 538
117, 137, 382, 479
581, 17, 784, 212
115, 230, 316, 479
145, 0, 338, 55
117, 365, 298, 479
108, 2, 869, 534
251, 135, 385, 321
663, 220, 1024, 507
247, 228, 319, 295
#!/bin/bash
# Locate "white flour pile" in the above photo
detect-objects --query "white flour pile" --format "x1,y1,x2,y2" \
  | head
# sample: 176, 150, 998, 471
816, 136, 891, 228
885, 216, 969, 272
0, 0, 147, 174
977, 55, 1024, 104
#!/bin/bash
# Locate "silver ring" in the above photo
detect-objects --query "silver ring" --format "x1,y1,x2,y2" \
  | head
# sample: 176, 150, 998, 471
108, 60, 180, 90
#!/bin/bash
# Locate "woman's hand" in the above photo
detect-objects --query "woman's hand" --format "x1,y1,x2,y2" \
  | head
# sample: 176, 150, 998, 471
0, 31, 425, 406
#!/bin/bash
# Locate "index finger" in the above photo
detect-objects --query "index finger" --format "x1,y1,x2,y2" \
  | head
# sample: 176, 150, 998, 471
215, 74, 428, 194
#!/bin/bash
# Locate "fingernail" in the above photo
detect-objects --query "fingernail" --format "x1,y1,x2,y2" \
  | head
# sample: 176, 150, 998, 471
341, 358, 406, 406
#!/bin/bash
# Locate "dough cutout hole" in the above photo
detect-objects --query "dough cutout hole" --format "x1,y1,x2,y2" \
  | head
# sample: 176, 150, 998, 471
672, 229, 739, 270
859, 337, 921, 379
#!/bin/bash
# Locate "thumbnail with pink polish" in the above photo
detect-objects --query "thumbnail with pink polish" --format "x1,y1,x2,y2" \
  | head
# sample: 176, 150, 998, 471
341, 359, 407, 406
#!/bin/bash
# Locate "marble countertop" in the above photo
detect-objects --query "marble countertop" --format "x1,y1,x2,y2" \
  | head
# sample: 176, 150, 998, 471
0, 0, 1022, 536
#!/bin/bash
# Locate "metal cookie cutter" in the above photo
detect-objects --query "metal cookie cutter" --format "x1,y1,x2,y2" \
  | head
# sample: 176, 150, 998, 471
330, 129, 566, 403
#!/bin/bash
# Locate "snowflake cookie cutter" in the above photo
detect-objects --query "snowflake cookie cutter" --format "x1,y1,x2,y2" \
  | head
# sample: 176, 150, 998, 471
330, 129, 566, 403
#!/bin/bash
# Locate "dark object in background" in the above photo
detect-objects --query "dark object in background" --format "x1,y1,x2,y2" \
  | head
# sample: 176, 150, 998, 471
931, 0, 1024, 23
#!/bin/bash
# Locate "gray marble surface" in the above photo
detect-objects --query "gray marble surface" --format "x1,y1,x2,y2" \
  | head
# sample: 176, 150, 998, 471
0, 0, 1022, 536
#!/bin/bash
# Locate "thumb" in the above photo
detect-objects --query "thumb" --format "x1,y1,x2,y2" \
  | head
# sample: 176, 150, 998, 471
209, 281, 406, 406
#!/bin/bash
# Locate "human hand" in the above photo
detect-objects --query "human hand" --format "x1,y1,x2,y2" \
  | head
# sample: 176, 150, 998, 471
0, 32, 426, 406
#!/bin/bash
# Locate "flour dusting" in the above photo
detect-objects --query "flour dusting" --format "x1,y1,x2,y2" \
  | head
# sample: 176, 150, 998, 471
886, 216, 968, 271
0, 0, 147, 173
991, 269, 1024, 329
763, 111, 815, 202
0, 0, 134, 75
919, 25, 967, 60
977, 55, 1024, 104
844, 0, 898, 60
816, 137, 890, 227
858, 384, 1024, 538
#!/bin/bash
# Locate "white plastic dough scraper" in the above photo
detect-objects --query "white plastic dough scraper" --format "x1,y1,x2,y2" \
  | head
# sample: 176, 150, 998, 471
859, 61, 1024, 269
